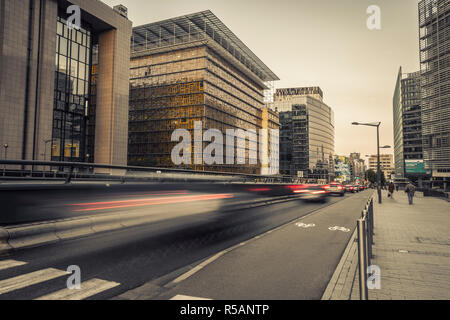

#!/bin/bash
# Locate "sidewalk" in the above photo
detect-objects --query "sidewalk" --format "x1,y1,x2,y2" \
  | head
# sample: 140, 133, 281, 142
327, 191, 450, 300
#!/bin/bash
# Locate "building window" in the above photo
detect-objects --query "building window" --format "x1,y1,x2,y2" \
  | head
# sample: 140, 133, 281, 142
52, 16, 92, 162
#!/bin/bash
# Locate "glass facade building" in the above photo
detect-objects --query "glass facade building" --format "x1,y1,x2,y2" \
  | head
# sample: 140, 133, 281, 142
418, 0, 450, 187
128, 11, 279, 174
273, 87, 335, 182
393, 67, 428, 185
0, 0, 132, 171
52, 15, 92, 162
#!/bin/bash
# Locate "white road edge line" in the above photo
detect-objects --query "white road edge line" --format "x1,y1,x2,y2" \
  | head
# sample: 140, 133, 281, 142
170, 294, 212, 300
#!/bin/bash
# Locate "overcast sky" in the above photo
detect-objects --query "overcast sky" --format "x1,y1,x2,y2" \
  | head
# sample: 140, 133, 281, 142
103, 0, 420, 160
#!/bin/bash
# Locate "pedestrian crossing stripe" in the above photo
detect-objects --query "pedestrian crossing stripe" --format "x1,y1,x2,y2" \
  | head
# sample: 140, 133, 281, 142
35, 278, 120, 300
0, 259, 27, 271
0, 268, 67, 295
0, 260, 121, 300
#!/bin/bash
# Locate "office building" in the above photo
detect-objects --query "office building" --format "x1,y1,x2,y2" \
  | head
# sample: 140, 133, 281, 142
368, 154, 395, 181
273, 87, 335, 182
128, 10, 279, 174
393, 67, 429, 186
0, 0, 132, 170
418, 0, 450, 189
349, 153, 366, 181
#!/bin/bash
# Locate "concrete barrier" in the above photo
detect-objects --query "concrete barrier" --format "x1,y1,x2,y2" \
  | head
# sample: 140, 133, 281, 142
0, 227, 11, 255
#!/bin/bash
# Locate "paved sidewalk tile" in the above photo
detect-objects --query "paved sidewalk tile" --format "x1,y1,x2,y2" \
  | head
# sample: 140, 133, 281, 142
327, 191, 450, 300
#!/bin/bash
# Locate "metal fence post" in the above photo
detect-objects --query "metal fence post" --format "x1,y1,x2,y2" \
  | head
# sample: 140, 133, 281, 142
370, 198, 374, 235
357, 219, 369, 300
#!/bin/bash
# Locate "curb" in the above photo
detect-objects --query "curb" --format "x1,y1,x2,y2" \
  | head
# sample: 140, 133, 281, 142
0, 227, 11, 255
0, 195, 300, 255
321, 228, 357, 300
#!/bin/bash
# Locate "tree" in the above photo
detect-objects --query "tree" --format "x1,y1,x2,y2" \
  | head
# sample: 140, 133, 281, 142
366, 169, 387, 186
365, 169, 377, 184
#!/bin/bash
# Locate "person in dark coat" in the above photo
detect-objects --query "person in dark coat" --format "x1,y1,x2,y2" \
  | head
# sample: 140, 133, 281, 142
388, 182, 395, 199
405, 182, 416, 205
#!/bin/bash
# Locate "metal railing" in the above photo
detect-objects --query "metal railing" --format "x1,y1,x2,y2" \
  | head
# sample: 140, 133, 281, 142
357, 196, 375, 300
0, 159, 296, 184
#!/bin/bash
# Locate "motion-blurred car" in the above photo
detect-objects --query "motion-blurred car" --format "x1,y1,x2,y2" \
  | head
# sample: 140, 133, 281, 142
290, 184, 330, 202
345, 184, 356, 193
322, 182, 345, 196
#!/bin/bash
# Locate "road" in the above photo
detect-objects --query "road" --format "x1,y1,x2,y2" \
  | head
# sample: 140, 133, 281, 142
0, 189, 371, 300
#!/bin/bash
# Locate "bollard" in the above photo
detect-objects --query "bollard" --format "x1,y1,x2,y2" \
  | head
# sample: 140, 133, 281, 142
362, 210, 372, 266
370, 198, 374, 235
357, 219, 369, 300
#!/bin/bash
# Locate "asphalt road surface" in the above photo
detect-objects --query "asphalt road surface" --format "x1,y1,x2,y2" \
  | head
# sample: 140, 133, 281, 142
0, 190, 371, 300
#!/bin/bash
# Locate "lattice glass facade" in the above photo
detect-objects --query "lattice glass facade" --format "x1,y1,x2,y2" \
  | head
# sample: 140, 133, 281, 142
52, 16, 92, 162
419, 0, 450, 180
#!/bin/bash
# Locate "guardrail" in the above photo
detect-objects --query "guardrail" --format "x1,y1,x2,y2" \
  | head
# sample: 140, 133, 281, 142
357, 196, 374, 300
0, 159, 296, 184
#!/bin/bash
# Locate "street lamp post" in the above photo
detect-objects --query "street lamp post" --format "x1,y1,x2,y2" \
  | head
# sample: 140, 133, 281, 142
352, 122, 391, 204
3, 144, 8, 176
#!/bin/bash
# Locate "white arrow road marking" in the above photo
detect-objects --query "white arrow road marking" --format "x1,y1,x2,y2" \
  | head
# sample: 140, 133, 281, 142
0, 268, 67, 295
0, 259, 27, 271
170, 295, 212, 300
35, 278, 120, 300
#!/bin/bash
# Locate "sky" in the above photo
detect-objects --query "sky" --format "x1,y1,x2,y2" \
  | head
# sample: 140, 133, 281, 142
103, 0, 421, 161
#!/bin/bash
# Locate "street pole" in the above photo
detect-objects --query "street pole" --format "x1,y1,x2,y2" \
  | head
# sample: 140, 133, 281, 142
3, 144, 8, 176
377, 125, 382, 204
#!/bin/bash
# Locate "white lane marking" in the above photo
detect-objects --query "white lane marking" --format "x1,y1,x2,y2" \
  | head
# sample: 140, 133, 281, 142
0, 268, 67, 295
35, 278, 120, 300
170, 294, 212, 300
295, 222, 316, 228
328, 226, 351, 233
172, 252, 226, 284
0, 260, 27, 271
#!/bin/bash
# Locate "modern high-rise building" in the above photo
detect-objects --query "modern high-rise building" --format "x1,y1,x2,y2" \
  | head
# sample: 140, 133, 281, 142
0, 0, 132, 170
418, 0, 450, 189
128, 10, 279, 174
349, 153, 366, 182
273, 87, 335, 181
393, 67, 428, 186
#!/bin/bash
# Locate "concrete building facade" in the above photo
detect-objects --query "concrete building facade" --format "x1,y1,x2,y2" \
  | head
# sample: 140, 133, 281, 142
368, 154, 395, 181
0, 0, 132, 169
273, 87, 335, 182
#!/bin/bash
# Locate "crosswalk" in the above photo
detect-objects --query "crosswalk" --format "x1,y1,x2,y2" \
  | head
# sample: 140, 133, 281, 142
0, 259, 120, 300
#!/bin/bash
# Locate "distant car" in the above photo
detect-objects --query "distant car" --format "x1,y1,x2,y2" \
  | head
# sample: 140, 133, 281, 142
323, 182, 345, 196
345, 184, 356, 193
291, 184, 330, 202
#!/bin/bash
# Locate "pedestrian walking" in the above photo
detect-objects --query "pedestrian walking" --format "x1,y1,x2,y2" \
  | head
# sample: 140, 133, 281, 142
405, 182, 416, 205
396, 184, 399, 192
388, 182, 395, 199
